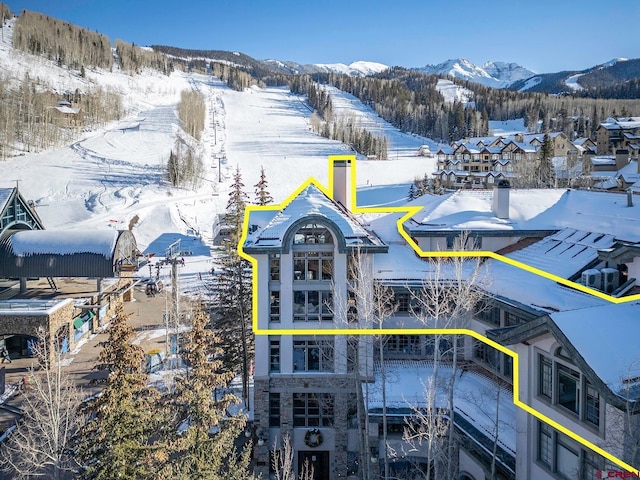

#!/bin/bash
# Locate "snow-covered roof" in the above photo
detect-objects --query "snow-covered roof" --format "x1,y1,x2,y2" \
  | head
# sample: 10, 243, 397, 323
0, 298, 74, 316
406, 189, 565, 233
486, 257, 608, 314
243, 184, 386, 252
573, 137, 594, 147
503, 140, 539, 153
551, 302, 640, 396
9, 229, 120, 258
54, 105, 79, 115
404, 189, 640, 242
507, 228, 614, 278
600, 117, 640, 131
591, 156, 616, 166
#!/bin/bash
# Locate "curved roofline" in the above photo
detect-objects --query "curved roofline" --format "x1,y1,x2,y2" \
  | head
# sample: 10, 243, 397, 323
281, 214, 347, 254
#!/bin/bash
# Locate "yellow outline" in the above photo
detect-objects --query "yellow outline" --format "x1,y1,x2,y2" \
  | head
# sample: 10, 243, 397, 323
238, 154, 639, 474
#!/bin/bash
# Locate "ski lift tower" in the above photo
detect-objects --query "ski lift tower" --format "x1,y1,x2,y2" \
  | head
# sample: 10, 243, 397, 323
165, 239, 182, 358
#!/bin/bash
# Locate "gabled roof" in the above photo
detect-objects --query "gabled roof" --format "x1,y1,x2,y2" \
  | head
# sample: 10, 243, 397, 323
0, 187, 45, 232
243, 184, 386, 253
489, 302, 640, 405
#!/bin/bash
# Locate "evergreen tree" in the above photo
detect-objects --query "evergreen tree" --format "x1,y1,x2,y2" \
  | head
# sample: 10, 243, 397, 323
76, 305, 165, 479
536, 133, 554, 188
158, 306, 252, 480
408, 183, 418, 201
211, 167, 253, 408
254, 166, 273, 206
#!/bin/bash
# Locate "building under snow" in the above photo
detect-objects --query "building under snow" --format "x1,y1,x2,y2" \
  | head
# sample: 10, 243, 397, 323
243, 157, 640, 479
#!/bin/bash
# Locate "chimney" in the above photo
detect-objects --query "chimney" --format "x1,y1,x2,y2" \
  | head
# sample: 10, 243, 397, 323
628, 188, 634, 208
616, 149, 629, 171
492, 180, 511, 219
333, 159, 352, 211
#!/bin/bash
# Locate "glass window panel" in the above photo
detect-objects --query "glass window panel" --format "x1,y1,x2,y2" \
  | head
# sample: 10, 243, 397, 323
556, 439, 579, 479
538, 421, 552, 467
558, 364, 580, 414
585, 383, 600, 427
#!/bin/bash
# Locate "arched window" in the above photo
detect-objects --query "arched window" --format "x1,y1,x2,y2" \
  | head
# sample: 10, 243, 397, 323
292, 223, 334, 321
293, 223, 334, 245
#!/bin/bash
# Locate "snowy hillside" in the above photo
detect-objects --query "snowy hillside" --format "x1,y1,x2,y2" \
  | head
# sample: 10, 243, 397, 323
262, 59, 388, 77
435, 79, 474, 105
414, 58, 536, 88
0, 31, 437, 295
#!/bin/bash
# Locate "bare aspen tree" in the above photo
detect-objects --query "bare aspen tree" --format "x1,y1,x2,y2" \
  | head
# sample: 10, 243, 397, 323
0, 330, 84, 479
605, 360, 640, 470
271, 434, 315, 480
408, 232, 485, 479
328, 248, 397, 479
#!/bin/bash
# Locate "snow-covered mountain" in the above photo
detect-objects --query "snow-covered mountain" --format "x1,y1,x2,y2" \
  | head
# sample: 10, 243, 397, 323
413, 58, 536, 88
261, 59, 388, 77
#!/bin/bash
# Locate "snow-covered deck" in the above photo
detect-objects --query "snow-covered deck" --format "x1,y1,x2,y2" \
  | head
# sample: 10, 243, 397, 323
367, 360, 516, 458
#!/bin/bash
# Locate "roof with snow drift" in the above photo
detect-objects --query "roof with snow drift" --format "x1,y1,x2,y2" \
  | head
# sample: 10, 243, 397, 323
401, 188, 640, 241
243, 184, 387, 253
0, 229, 138, 278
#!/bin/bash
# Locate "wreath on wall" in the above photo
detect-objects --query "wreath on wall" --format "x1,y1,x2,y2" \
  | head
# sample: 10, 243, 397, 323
304, 428, 323, 448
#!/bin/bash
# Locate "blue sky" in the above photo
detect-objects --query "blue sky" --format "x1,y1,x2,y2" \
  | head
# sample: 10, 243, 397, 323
5, 0, 639, 73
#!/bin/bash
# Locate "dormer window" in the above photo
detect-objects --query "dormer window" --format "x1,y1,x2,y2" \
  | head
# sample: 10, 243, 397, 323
294, 224, 334, 245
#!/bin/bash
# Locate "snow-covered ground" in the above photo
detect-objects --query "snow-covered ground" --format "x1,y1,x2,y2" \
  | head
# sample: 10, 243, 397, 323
0, 31, 438, 296
565, 73, 584, 91
436, 78, 474, 106
488, 118, 527, 135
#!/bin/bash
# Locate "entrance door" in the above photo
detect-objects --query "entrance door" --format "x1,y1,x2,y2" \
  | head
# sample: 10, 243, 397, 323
298, 451, 330, 480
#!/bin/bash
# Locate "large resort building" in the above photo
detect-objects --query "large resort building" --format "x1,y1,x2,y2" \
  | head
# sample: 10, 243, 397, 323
243, 157, 640, 480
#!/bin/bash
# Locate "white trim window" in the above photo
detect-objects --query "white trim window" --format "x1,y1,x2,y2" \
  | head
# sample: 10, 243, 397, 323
537, 350, 601, 429
293, 338, 333, 372
537, 420, 604, 479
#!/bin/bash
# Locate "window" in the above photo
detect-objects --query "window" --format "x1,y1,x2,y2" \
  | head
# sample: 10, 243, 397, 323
346, 337, 358, 373
556, 434, 580, 479
558, 363, 580, 415
504, 311, 523, 326
473, 340, 501, 372
269, 339, 280, 372
293, 290, 333, 321
293, 393, 334, 427
585, 383, 600, 427
293, 339, 333, 372
293, 251, 333, 281
270, 291, 280, 322
269, 393, 280, 427
539, 355, 553, 399
538, 353, 600, 429
347, 290, 358, 323
384, 335, 421, 356
538, 421, 552, 467
294, 224, 333, 245
537, 420, 602, 479
477, 302, 500, 326
269, 254, 280, 281
396, 293, 410, 313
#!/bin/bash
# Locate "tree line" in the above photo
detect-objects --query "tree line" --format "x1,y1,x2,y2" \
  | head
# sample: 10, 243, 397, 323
290, 67, 640, 143
13, 9, 113, 70
168, 90, 206, 189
